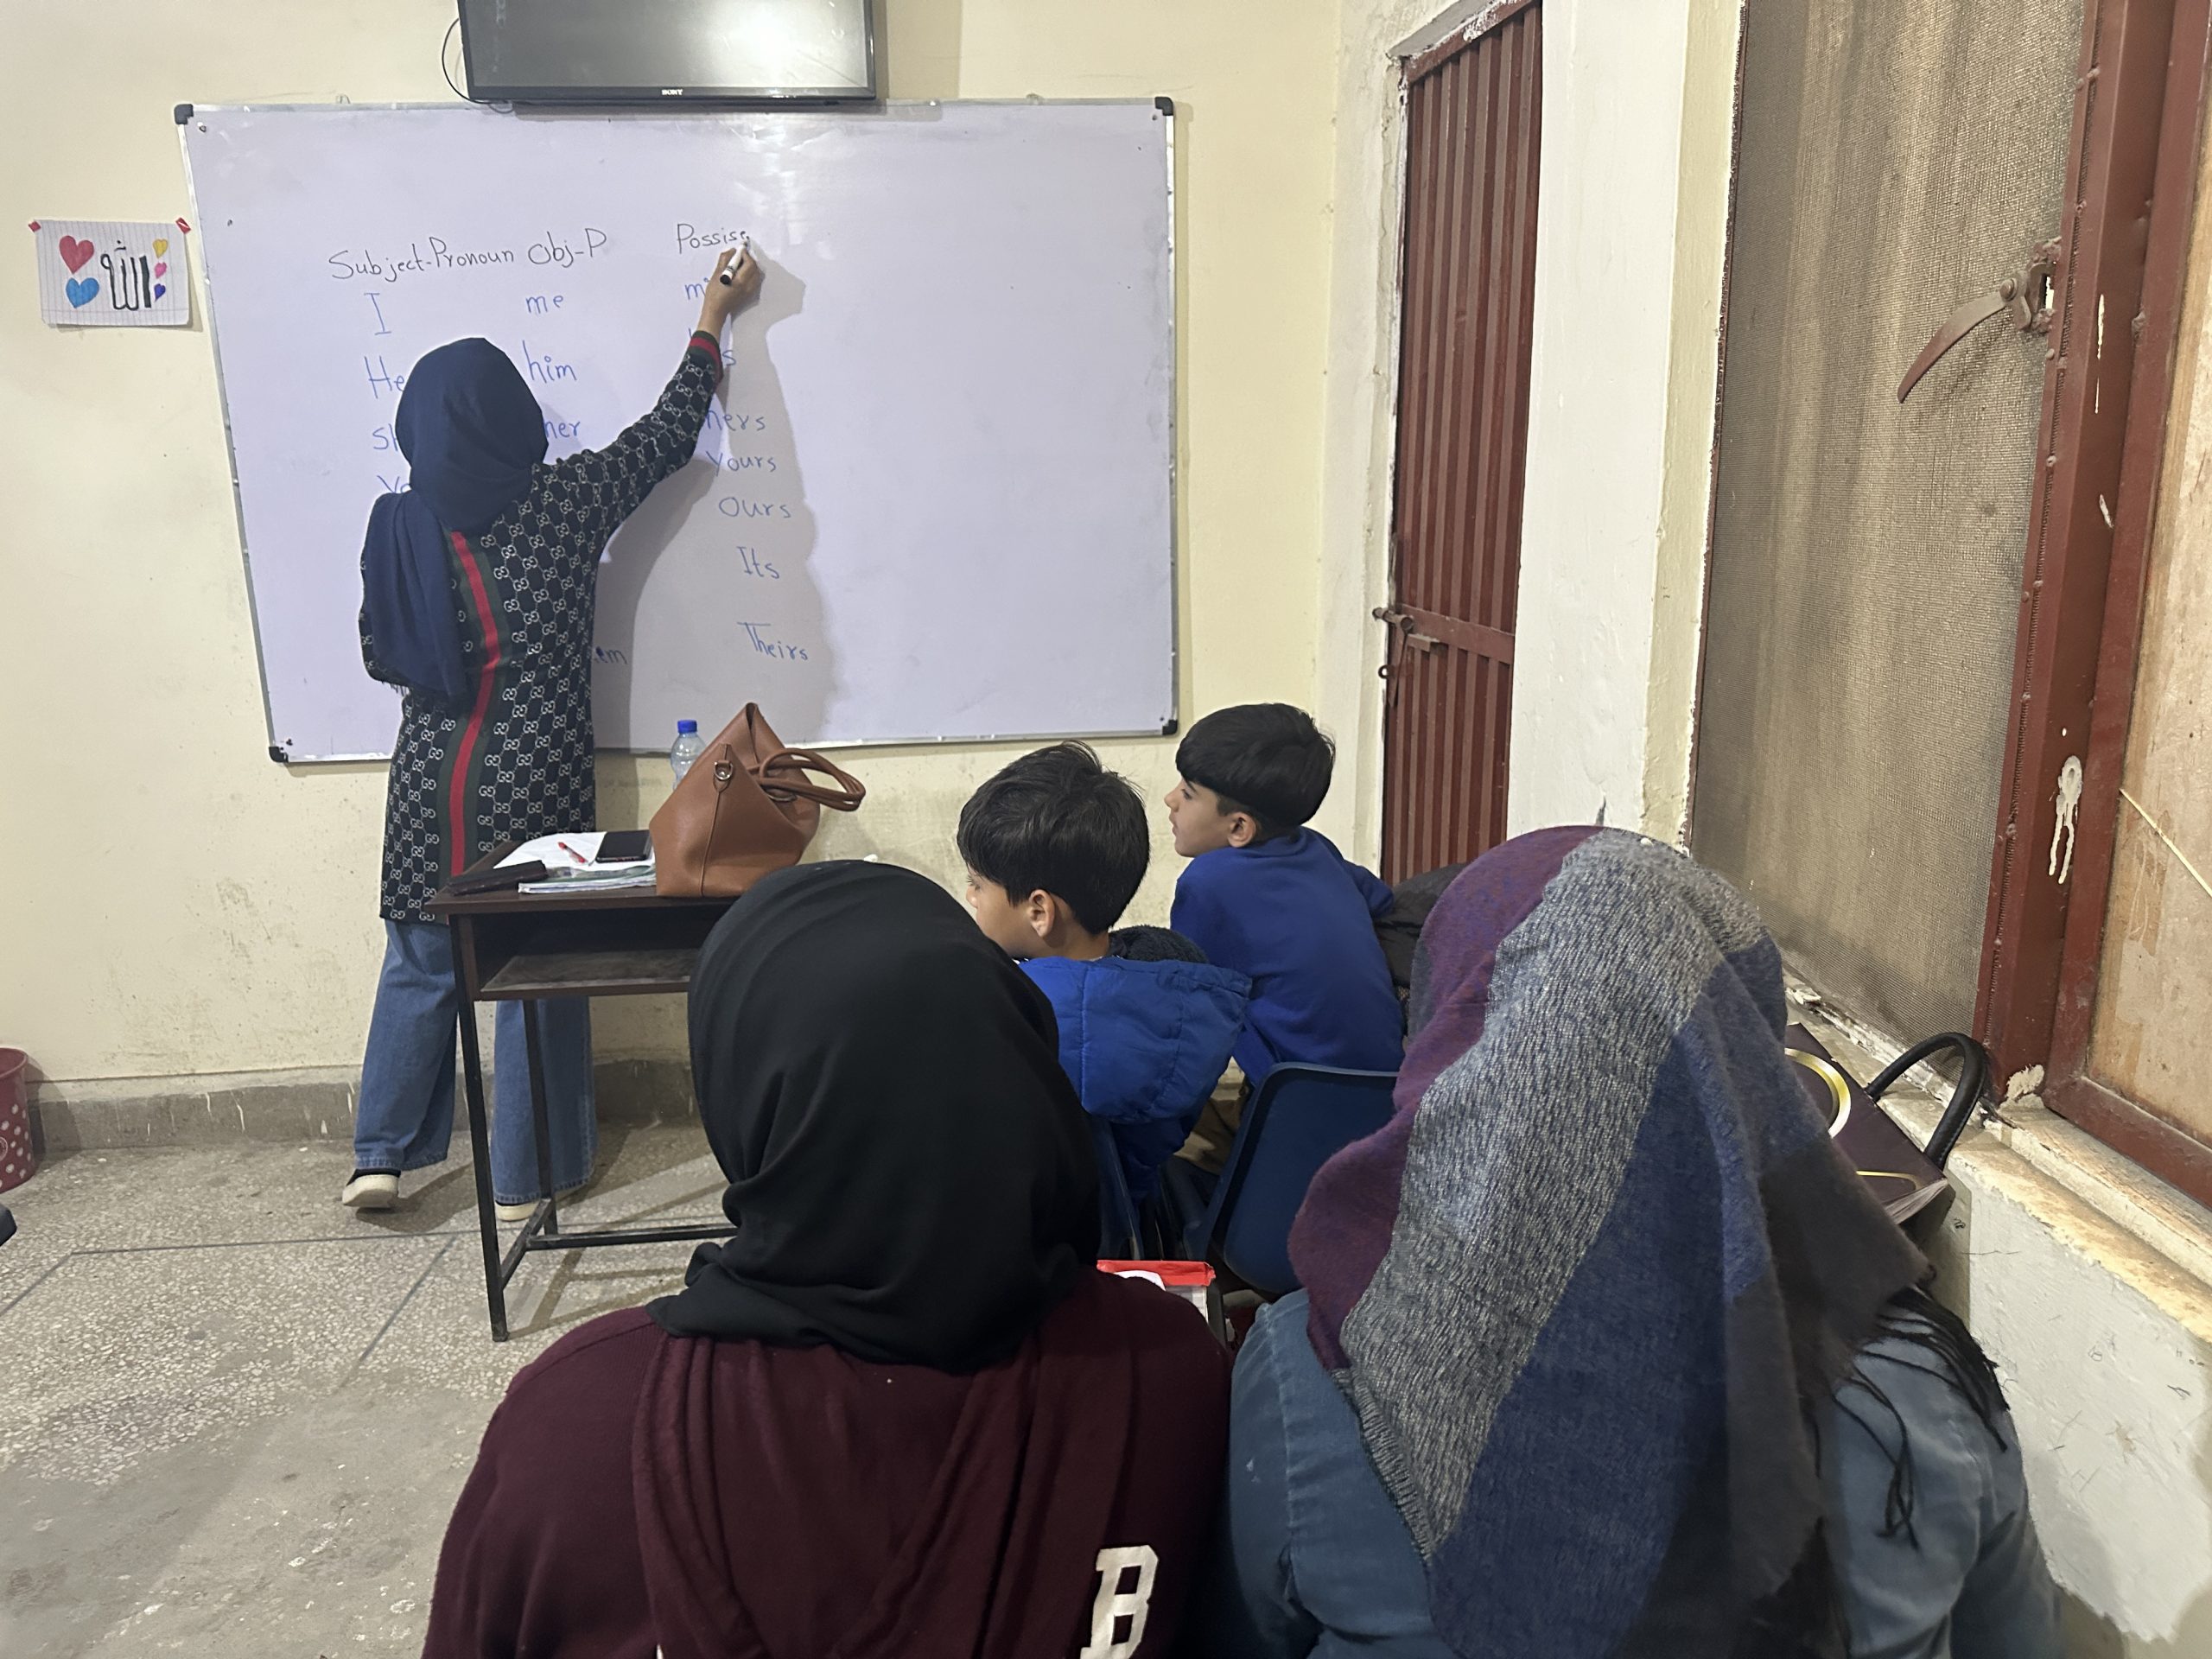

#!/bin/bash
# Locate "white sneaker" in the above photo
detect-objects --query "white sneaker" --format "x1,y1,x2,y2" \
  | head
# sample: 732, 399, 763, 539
342, 1170, 399, 1211
496, 1177, 591, 1224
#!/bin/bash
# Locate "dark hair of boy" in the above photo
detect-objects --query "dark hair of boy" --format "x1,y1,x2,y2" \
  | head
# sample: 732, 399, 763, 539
957, 742, 1151, 935
1174, 702, 1335, 840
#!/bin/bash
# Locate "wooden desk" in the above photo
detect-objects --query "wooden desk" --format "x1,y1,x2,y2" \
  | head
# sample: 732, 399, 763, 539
429, 860, 739, 1340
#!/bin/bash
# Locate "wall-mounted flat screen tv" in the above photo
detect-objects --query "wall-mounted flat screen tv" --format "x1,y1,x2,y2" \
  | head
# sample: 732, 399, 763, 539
458, 0, 876, 104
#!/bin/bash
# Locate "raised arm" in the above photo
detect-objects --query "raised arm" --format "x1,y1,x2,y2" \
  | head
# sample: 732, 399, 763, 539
563, 247, 763, 538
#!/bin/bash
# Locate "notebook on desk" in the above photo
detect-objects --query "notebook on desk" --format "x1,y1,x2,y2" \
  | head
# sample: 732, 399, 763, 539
499, 832, 657, 893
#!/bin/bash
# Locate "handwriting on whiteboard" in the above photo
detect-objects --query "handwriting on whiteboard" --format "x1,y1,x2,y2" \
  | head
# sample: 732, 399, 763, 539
675, 222, 748, 253
739, 622, 809, 661
327, 227, 609, 286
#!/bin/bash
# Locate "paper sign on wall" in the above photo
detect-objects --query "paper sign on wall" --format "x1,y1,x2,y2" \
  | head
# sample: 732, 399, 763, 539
31, 219, 190, 327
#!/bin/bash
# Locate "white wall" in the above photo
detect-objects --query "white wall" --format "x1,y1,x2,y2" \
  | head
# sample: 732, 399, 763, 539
1505, 0, 1733, 838
1960, 1147, 2212, 1655
1310, 0, 1435, 861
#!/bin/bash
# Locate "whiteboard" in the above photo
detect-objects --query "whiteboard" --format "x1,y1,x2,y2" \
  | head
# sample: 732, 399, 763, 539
181, 102, 1175, 761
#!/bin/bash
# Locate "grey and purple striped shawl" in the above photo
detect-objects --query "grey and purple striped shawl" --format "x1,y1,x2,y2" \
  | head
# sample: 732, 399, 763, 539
1289, 827, 1926, 1658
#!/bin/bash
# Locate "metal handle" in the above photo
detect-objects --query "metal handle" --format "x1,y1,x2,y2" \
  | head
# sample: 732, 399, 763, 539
1897, 241, 2060, 404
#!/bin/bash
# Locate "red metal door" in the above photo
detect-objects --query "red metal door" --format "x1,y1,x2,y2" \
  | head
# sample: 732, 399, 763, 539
1379, 3, 1542, 884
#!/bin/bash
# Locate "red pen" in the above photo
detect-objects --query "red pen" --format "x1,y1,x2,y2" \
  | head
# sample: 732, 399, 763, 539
556, 840, 590, 865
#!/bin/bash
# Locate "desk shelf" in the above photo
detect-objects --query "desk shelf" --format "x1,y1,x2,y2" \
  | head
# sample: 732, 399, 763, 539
479, 948, 704, 1000
429, 850, 741, 1340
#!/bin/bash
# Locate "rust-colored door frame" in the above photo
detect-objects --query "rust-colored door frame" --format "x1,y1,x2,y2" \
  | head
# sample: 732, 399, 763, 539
1976, 0, 2212, 1201
1975, 0, 2212, 1165
1379, 0, 1543, 884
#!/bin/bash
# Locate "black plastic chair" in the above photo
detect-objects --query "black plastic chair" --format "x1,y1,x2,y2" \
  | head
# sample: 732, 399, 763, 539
1092, 1120, 1143, 1259
1180, 1064, 1398, 1297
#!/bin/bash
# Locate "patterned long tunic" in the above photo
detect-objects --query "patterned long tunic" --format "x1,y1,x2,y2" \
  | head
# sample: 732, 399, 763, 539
367, 334, 723, 923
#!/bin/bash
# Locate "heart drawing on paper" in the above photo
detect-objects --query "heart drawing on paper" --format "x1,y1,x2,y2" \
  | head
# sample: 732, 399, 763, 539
154, 261, 168, 277
153, 283, 167, 300
66, 276, 99, 308
153, 238, 169, 257
59, 236, 94, 273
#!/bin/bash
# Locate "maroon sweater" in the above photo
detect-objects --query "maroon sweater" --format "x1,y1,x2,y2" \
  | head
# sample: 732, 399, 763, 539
423, 1270, 1229, 1658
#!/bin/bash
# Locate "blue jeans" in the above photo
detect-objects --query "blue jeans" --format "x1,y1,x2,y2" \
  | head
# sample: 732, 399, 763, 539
354, 920, 596, 1205
1195, 1292, 1454, 1658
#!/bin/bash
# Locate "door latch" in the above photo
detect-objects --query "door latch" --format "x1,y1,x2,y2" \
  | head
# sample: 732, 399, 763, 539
1897, 240, 2060, 404
1373, 605, 1440, 711
1373, 606, 1443, 652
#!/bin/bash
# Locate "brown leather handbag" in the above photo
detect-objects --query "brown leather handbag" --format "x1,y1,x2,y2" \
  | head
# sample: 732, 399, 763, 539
649, 704, 866, 898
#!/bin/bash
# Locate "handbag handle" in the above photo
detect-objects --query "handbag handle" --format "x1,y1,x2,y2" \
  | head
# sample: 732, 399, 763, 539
753, 746, 868, 811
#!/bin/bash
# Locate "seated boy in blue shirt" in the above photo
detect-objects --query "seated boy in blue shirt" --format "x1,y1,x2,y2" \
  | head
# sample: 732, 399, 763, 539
1162, 703, 1402, 1173
958, 743, 1249, 1221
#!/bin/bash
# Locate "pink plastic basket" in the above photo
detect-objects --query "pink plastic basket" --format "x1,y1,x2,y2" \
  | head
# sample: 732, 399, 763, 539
0, 1047, 33, 1192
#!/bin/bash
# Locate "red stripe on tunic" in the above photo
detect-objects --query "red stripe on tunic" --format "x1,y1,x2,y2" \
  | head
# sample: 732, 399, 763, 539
447, 530, 505, 875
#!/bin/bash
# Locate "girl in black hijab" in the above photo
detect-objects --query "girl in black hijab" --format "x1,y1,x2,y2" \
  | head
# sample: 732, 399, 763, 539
653, 856, 1094, 1366
425, 861, 1230, 1659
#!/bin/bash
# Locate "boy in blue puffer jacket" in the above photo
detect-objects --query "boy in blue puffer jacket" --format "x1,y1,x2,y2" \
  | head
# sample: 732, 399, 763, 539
958, 744, 1249, 1215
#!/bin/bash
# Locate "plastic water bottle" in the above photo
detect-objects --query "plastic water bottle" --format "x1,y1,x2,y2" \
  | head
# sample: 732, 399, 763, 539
670, 719, 705, 783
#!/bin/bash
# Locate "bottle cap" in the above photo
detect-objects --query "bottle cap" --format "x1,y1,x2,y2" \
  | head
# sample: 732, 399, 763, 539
677, 719, 697, 734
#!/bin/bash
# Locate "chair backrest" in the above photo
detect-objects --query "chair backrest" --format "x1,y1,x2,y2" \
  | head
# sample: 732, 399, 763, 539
1090, 1119, 1141, 1259
1186, 1065, 1398, 1297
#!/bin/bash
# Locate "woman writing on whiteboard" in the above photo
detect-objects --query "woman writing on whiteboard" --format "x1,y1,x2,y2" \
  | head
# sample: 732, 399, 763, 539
343, 246, 762, 1217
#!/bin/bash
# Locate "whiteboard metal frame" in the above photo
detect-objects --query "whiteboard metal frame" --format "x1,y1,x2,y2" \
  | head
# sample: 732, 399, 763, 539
177, 97, 1179, 764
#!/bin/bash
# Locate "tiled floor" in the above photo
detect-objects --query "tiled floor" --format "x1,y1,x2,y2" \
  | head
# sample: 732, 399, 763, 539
0, 1126, 726, 1656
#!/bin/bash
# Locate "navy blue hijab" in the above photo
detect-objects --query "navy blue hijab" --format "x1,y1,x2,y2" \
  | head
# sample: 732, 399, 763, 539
359, 339, 546, 704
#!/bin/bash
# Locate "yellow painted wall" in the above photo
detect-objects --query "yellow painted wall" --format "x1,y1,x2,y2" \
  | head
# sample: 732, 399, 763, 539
0, 0, 1338, 1084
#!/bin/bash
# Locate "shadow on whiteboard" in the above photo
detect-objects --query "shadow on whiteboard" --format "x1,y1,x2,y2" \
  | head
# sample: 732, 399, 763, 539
592, 254, 831, 748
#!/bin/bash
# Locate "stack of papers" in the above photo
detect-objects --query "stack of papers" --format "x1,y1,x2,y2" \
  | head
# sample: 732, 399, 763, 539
499, 832, 658, 894
518, 866, 657, 894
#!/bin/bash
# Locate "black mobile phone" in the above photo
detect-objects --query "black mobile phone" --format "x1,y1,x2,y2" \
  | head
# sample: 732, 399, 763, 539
596, 830, 652, 863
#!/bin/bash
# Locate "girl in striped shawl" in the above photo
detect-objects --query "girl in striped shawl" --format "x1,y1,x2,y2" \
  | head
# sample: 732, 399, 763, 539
1198, 827, 2060, 1659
